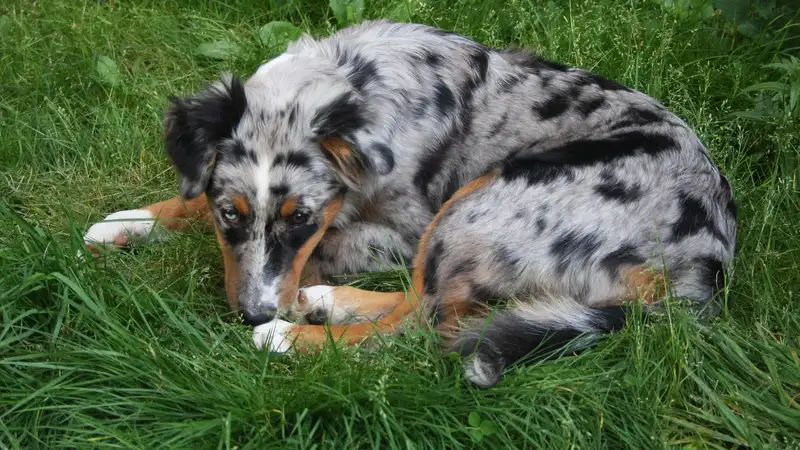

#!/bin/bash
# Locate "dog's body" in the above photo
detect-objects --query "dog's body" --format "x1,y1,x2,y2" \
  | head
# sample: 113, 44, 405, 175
84, 20, 737, 387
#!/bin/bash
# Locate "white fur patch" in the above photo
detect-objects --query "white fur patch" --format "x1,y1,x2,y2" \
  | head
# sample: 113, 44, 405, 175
253, 53, 296, 80
83, 209, 164, 248
252, 319, 294, 353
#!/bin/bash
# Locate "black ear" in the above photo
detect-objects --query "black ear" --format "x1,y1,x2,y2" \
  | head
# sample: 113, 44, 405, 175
163, 75, 247, 199
310, 91, 394, 188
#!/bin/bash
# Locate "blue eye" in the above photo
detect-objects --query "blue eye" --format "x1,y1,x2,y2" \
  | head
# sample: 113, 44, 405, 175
222, 209, 240, 224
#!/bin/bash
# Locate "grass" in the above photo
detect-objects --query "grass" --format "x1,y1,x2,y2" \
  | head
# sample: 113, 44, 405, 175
1, 0, 799, 448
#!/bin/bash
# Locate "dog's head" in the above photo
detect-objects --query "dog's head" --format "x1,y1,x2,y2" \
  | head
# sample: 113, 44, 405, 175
162, 54, 393, 325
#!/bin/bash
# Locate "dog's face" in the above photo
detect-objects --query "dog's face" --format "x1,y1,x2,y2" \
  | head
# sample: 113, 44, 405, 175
161, 55, 391, 325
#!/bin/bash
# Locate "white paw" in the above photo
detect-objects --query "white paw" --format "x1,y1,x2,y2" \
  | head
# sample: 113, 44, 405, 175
252, 319, 295, 353
83, 209, 164, 249
297, 285, 360, 325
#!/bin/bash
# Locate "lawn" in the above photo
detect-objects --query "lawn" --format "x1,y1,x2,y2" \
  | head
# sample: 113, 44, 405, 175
1, 0, 799, 448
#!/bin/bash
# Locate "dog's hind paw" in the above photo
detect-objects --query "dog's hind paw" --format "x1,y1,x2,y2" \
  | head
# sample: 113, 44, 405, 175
82, 209, 165, 253
252, 319, 295, 353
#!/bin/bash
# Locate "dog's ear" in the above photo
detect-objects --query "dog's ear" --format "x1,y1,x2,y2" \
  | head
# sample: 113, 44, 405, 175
163, 75, 247, 199
308, 88, 394, 189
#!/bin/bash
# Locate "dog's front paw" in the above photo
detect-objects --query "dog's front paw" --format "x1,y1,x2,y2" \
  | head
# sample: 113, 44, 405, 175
83, 209, 164, 252
292, 285, 370, 325
252, 319, 295, 353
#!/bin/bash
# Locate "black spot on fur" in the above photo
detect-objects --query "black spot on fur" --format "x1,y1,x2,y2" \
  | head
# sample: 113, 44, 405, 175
441, 170, 462, 203
434, 82, 456, 115
286, 151, 311, 169
348, 54, 379, 92
501, 49, 569, 72
423, 240, 444, 295
718, 174, 738, 219
466, 210, 484, 224
164, 76, 247, 198
699, 257, 726, 293
536, 58, 570, 72
610, 107, 663, 130
287, 105, 297, 128
219, 139, 248, 163
594, 179, 642, 203
550, 231, 603, 275
247, 151, 258, 164
578, 97, 607, 117
497, 74, 526, 93
269, 184, 289, 197
471, 50, 490, 84
501, 158, 574, 186
600, 244, 646, 277
585, 73, 632, 91
536, 217, 546, 234
727, 198, 738, 219
425, 51, 442, 66
512, 130, 677, 169
536, 92, 571, 120
370, 143, 395, 174
259, 111, 265, 121
670, 192, 728, 245
311, 92, 367, 137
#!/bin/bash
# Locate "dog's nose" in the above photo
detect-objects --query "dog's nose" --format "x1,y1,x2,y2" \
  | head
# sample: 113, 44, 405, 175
241, 306, 277, 326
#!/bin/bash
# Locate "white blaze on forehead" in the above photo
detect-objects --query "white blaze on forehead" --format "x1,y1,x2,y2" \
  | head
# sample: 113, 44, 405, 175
254, 160, 272, 204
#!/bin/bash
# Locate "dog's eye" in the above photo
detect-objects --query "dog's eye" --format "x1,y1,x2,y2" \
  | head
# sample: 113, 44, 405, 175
290, 210, 309, 226
222, 209, 240, 225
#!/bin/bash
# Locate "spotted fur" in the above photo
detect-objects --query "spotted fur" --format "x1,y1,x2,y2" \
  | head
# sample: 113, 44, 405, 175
84, 21, 737, 387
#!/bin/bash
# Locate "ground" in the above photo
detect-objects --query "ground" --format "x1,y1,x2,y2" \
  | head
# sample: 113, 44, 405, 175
1, 0, 799, 448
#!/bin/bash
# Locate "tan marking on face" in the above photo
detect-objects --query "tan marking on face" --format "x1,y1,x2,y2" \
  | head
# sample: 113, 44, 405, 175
277, 195, 345, 309
231, 194, 250, 216
215, 227, 241, 312
274, 171, 499, 350
280, 195, 299, 218
621, 265, 667, 304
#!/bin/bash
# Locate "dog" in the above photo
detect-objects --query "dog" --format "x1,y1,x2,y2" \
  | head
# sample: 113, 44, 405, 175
83, 20, 737, 388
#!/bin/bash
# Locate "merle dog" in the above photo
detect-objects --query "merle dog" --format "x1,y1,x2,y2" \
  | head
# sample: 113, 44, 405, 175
84, 20, 737, 387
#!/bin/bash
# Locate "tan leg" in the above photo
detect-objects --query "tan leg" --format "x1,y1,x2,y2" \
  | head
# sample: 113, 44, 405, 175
83, 194, 211, 252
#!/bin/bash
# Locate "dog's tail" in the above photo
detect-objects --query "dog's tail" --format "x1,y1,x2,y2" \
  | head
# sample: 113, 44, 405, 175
450, 295, 642, 388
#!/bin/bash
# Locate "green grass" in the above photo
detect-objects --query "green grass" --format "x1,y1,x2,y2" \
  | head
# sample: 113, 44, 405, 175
1, 0, 799, 448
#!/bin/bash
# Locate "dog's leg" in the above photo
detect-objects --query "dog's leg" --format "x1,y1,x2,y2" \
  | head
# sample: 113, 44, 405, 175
253, 172, 498, 351
83, 194, 211, 252
313, 224, 417, 280
289, 285, 409, 325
